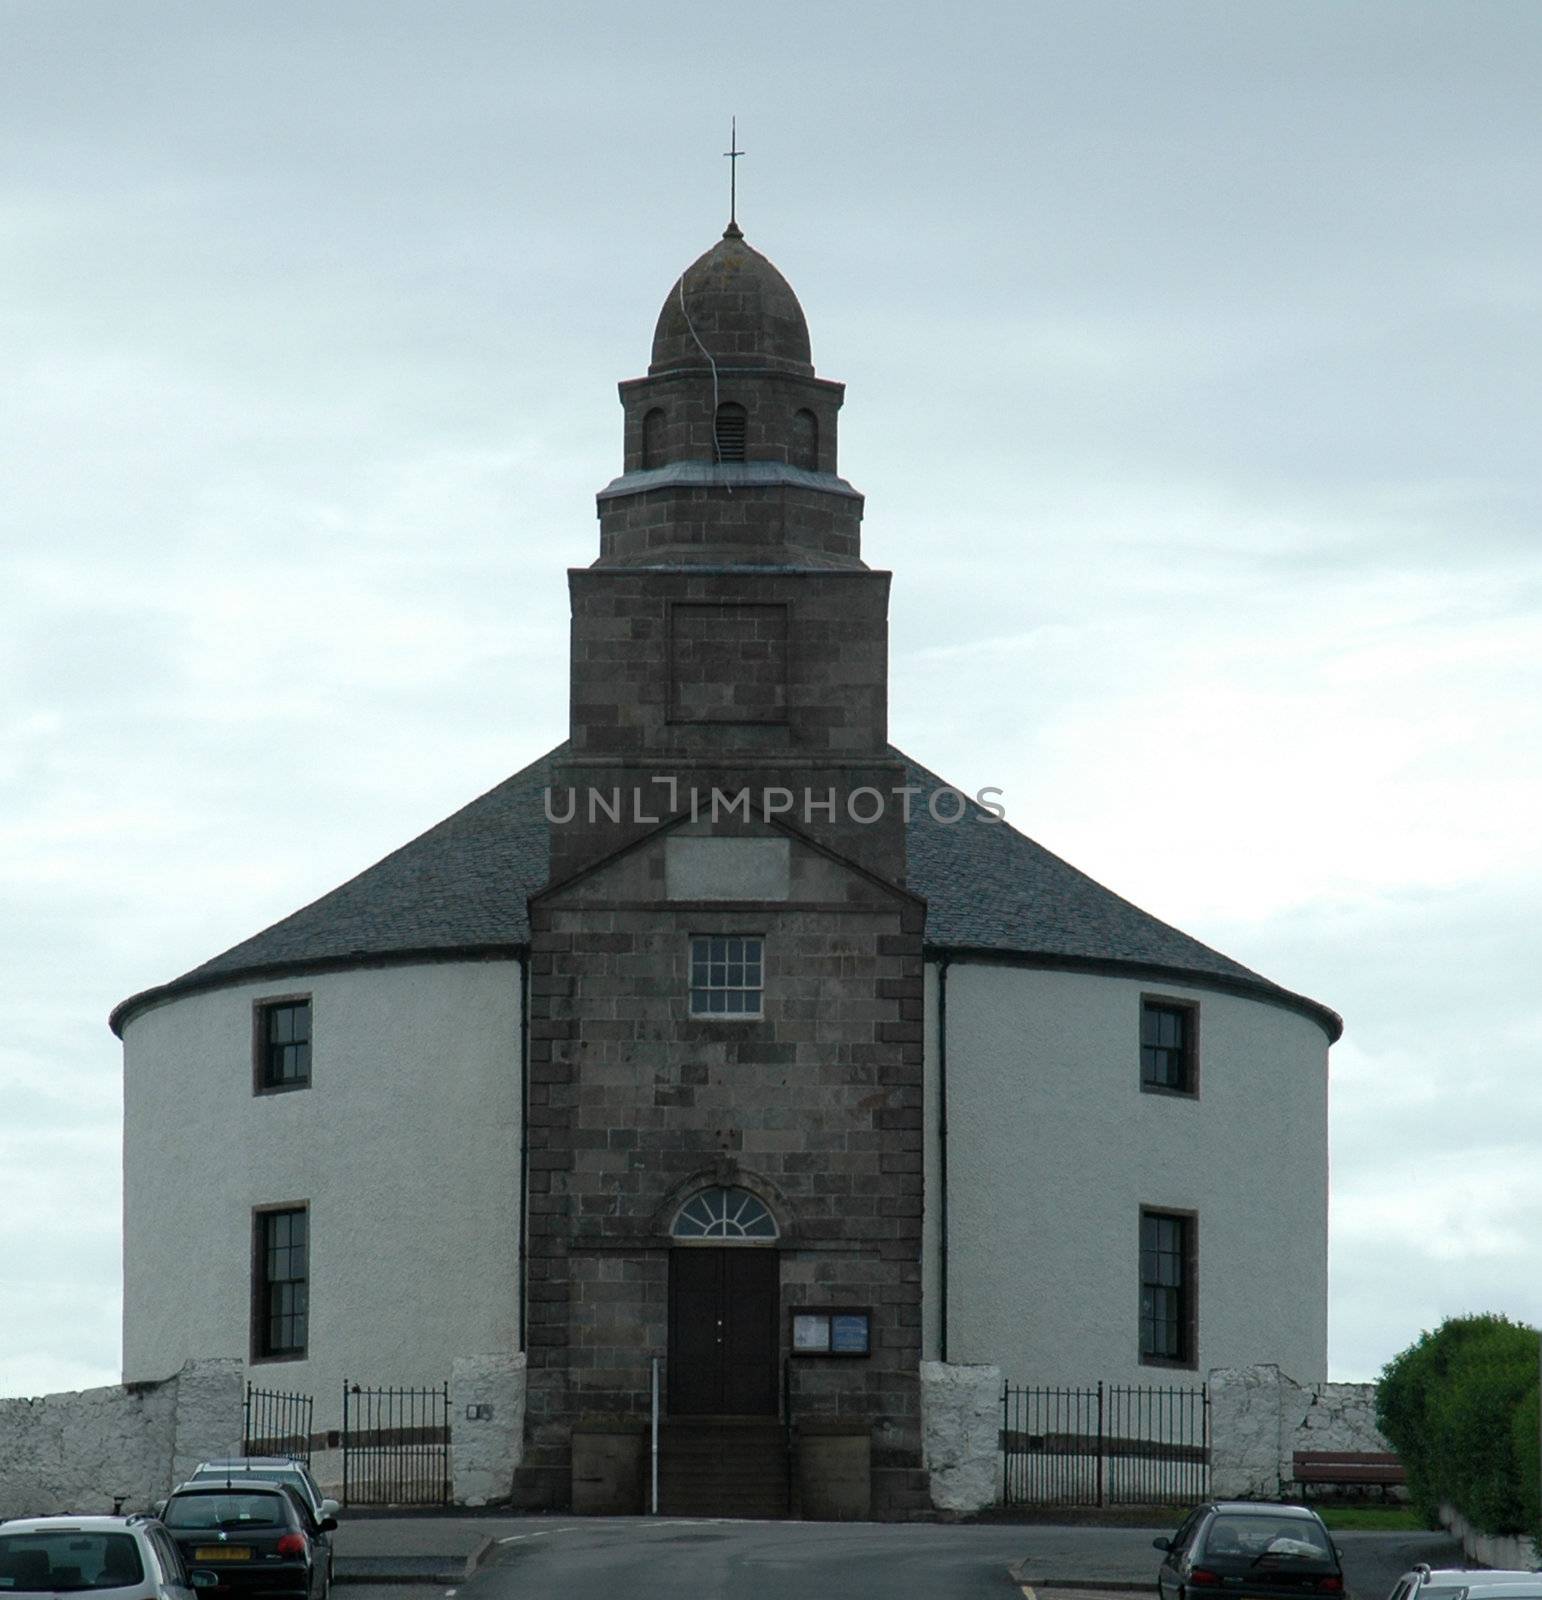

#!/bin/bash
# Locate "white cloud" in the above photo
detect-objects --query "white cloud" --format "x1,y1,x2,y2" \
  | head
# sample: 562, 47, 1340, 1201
3, 0, 1540, 1397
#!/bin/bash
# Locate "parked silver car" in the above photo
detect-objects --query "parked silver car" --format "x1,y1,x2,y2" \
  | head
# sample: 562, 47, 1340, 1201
185, 1463, 338, 1528
0, 1513, 194, 1600
1388, 1570, 1542, 1600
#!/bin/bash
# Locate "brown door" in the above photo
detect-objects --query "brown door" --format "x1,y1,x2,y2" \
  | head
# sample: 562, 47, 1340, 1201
668, 1248, 779, 1415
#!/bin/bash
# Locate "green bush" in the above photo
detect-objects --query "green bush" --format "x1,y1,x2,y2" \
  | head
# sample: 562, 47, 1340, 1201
1377, 1314, 1539, 1536
1512, 1385, 1541, 1542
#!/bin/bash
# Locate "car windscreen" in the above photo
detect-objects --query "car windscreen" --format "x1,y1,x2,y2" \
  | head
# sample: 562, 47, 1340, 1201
162, 1494, 286, 1531
0, 1533, 146, 1592
1203, 1516, 1333, 1560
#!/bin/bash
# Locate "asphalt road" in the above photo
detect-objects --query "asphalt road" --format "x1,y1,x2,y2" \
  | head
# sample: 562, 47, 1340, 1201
446, 1519, 1464, 1600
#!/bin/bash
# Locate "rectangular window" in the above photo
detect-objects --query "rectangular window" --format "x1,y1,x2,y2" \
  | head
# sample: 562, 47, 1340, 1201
256, 999, 311, 1092
1141, 998, 1197, 1094
254, 1207, 308, 1360
1140, 1209, 1196, 1365
689, 935, 764, 1016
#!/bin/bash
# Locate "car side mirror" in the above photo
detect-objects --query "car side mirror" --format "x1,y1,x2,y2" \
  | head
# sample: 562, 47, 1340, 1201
319, 1517, 337, 1534
318, 1501, 340, 1520
1154, 1538, 1172, 1552
152, 1500, 167, 1518
191, 1575, 220, 1589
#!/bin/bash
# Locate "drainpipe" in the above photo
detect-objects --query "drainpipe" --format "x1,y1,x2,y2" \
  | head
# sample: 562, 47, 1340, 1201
937, 954, 951, 1365
517, 952, 529, 1353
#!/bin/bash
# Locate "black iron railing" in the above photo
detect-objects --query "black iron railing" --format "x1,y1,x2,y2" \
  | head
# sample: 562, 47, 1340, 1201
1002, 1380, 1208, 1507
242, 1383, 313, 1464
341, 1380, 451, 1507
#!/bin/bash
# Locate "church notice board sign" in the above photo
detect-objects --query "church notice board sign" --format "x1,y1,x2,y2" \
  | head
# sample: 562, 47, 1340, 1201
790, 1307, 872, 1357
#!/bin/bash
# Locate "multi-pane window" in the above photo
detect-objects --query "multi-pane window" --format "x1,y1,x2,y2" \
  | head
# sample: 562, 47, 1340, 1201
1141, 1000, 1196, 1094
1140, 1209, 1194, 1364
672, 1187, 778, 1239
258, 1000, 311, 1091
255, 1208, 308, 1359
689, 935, 763, 1016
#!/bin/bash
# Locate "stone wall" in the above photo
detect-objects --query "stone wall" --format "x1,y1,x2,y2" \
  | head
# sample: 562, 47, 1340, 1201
920, 1361, 1000, 1513
0, 1359, 243, 1519
451, 1353, 527, 1507
1209, 1364, 1394, 1499
1439, 1502, 1541, 1571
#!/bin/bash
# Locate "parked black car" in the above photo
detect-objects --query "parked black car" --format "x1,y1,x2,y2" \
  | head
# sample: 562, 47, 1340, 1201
159, 1483, 332, 1600
1156, 1501, 1346, 1600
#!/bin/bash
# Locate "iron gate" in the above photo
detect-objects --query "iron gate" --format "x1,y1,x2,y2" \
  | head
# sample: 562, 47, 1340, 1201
243, 1383, 313, 1463
342, 1381, 450, 1507
1002, 1381, 1209, 1506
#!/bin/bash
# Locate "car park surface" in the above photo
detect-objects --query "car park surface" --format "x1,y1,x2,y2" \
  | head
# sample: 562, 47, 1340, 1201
0, 1514, 193, 1600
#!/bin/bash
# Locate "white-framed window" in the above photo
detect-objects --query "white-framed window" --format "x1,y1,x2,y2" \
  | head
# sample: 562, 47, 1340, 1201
672, 1186, 778, 1240
689, 934, 764, 1017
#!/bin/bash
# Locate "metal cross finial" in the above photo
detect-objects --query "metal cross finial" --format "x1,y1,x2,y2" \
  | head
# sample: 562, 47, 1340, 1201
723, 117, 745, 230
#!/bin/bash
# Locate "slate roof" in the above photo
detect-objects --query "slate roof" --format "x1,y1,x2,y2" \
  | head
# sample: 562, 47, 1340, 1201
110, 742, 1340, 1038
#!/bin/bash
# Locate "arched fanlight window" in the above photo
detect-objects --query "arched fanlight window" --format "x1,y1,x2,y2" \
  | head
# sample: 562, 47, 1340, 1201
672, 1186, 778, 1240
790, 408, 818, 472
713, 402, 747, 463
641, 407, 665, 469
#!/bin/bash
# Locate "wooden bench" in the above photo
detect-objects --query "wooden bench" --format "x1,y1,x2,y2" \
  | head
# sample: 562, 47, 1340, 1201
1292, 1450, 1407, 1492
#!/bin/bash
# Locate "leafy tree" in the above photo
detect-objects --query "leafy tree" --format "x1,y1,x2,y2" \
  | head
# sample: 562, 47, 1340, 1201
1377, 1314, 1539, 1534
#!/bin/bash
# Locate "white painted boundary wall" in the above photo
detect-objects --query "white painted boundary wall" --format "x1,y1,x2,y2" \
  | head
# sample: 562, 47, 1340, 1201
920, 1361, 1001, 1513
451, 1352, 526, 1507
0, 1360, 243, 1520
1209, 1364, 1394, 1499
1439, 1503, 1541, 1571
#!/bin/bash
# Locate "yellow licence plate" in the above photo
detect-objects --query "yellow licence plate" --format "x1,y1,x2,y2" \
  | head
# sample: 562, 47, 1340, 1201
194, 1548, 252, 1562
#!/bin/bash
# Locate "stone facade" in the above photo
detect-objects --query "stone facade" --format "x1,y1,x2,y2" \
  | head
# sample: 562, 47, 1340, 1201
523, 820, 927, 1511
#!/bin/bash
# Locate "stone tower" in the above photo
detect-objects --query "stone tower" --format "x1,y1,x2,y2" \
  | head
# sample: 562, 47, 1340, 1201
523, 225, 929, 1516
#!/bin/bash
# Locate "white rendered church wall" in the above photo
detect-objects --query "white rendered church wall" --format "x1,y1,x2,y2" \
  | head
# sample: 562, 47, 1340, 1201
934, 962, 1328, 1389
122, 960, 524, 1421
921, 960, 942, 1362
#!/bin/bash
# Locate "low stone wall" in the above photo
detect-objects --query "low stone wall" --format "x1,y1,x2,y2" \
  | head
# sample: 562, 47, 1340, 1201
1440, 1503, 1542, 1570
0, 1359, 244, 1519
450, 1352, 526, 1506
920, 1361, 1000, 1514
1209, 1364, 1395, 1500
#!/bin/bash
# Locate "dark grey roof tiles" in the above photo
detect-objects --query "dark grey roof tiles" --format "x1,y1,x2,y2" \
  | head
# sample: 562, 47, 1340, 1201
111, 742, 1339, 1038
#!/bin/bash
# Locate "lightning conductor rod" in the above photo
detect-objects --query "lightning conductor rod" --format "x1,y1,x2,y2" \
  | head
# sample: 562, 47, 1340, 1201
724, 116, 744, 231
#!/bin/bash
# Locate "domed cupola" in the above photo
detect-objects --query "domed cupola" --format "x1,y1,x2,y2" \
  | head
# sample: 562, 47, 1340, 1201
596, 224, 866, 569
649, 223, 814, 377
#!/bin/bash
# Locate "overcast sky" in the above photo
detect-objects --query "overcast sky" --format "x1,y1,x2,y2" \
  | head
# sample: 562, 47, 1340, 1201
3, 0, 1538, 1396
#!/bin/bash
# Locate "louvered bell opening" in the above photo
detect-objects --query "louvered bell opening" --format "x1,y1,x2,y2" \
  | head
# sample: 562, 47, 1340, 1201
714, 403, 747, 462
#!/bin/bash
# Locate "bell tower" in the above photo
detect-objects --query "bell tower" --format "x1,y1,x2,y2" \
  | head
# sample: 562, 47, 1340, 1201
550, 224, 907, 884
523, 225, 928, 1517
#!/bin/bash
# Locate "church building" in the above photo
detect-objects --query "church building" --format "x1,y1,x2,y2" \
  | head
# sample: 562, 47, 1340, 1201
113, 220, 1340, 1517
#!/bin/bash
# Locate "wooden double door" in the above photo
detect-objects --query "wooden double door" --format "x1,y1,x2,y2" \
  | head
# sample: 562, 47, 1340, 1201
667, 1247, 779, 1416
